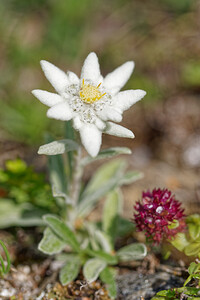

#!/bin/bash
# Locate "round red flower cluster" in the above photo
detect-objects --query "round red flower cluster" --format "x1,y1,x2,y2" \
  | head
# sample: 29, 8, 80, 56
133, 188, 185, 244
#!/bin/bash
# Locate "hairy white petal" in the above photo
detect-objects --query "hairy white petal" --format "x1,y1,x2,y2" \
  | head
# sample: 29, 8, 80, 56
40, 60, 69, 94
108, 86, 121, 95
73, 116, 83, 130
79, 124, 102, 157
32, 89, 63, 107
95, 118, 106, 130
113, 89, 146, 111
47, 102, 73, 121
97, 106, 122, 122
97, 75, 104, 85
103, 61, 134, 94
104, 122, 134, 139
81, 52, 101, 84
67, 71, 79, 84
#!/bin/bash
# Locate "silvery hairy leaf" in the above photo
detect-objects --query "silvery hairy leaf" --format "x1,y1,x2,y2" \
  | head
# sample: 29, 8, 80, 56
38, 139, 79, 155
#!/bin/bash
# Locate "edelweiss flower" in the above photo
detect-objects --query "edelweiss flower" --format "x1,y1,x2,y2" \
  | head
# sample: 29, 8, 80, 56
32, 52, 146, 157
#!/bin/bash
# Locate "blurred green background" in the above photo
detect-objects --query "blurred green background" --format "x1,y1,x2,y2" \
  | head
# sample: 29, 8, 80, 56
0, 0, 199, 146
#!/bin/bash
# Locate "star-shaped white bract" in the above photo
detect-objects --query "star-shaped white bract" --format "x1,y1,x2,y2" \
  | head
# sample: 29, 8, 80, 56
32, 52, 146, 157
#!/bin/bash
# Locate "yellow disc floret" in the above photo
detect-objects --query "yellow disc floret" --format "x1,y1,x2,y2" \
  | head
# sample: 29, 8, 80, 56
79, 79, 106, 104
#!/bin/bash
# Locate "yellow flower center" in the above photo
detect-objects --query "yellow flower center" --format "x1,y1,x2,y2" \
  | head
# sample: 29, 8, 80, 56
79, 79, 106, 104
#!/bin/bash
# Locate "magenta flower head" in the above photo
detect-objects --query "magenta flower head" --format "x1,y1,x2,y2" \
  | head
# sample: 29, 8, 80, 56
133, 188, 185, 244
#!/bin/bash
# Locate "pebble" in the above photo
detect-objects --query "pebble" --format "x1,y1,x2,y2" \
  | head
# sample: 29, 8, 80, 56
117, 271, 184, 300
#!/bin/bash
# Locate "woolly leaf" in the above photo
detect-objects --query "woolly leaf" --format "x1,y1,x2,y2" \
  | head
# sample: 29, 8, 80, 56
77, 159, 126, 217
38, 227, 66, 254
43, 215, 80, 252
95, 230, 113, 253
82, 147, 131, 165
117, 243, 147, 262
0, 200, 44, 228
103, 189, 122, 244
83, 258, 106, 283
184, 242, 200, 256
85, 249, 118, 265
60, 256, 81, 285
48, 153, 66, 194
100, 267, 117, 299
170, 233, 190, 251
38, 139, 79, 155
118, 170, 143, 186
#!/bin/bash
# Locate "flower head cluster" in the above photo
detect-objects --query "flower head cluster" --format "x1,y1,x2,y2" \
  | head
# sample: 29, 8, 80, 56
133, 188, 185, 244
32, 52, 146, 157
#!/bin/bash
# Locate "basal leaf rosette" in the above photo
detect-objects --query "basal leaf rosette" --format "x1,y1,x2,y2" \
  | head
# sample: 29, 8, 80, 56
32, 52, 146, 157
133, 188, 186, 244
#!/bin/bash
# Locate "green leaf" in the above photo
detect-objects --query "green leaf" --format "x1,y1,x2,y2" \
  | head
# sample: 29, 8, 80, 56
0, 200, 44, 228
177, 286, 200, 296
95, 230, 113, 253
187, 214, 200, 225
84, 222, 101, 251
83, 258, 106, 283
52, 187, 71, 205
85, 249, 118, 265
64, 121, 75, 141
64, 121, 75, 177
152, 286, 200, 299
83, 159, 126, 195
0, 240, 11, 275
44, 134, 67, 194
38, 227, 66, 255
188, 262, 200, 275
118, 170, 143, 186
81, 147, 132, 165
184, 274, 193, 287
170, 233, 190, 251
163, 249, 171, 260
100, 267, 117, 299
117, 243, 147, 262
156, 290, 169, 296
117, 217, 135, 237
103, 189, 122, 244
60, 256, 81, 285
38, 139, 79, 155
0, 199, 24, 228
188, 223, 200, 240
56, 253, 77, 262
184, 242, 200, 256
168, 219, 179, 230
191, 274, 200, 279
152, 288, 176, 299
16, 207, 45, 227
48, 153, 66, 194
150, 297, 165, 300
77, 159, 126, 217
44, 215, 80, 252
